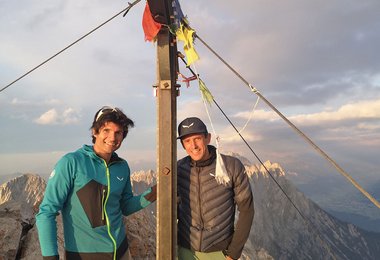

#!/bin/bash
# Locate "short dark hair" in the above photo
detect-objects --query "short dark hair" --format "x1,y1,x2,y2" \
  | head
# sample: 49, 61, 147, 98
91, 106, 134, 144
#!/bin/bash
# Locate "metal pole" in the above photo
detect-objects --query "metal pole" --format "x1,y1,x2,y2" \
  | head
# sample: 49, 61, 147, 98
155, 0, 178, 258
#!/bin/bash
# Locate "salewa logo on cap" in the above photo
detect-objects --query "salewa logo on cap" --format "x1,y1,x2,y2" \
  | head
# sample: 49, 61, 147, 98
182, 122, 194, 128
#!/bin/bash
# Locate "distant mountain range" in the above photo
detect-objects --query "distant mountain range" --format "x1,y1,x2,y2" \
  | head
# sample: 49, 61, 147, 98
287, 171, 380, 233
243, 161, 380, 259
1, 160, 380, 259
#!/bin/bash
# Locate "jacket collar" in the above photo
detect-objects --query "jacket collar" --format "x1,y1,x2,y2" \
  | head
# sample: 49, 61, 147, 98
190, 145, 216, 167
82, 144, 123, 164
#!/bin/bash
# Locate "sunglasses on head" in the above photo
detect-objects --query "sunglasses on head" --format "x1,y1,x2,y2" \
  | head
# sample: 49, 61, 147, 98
95, 106, 120, 122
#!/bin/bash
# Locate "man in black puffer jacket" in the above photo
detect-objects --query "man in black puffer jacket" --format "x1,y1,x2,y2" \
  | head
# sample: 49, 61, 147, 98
177, 117, 254, 260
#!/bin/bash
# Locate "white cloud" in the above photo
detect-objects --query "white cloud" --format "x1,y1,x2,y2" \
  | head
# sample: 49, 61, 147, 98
216, 126, 261, 144
233, 99, 380, 127
11, 98, 32, 105
357, 122, 380, 131
11, 98, 62, 107
290, 99, 380, 125
35, 109, 59, 125
34, 107, 80, 125
233, 109, 278, 122
62, 107, 80, 124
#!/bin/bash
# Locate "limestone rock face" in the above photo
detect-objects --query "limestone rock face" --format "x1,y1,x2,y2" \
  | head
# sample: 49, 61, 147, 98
0, 174, 64, 260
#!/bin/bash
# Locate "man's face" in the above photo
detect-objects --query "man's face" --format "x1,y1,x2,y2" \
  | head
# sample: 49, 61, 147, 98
181, 133, 211, 162
93, 121, 124, 160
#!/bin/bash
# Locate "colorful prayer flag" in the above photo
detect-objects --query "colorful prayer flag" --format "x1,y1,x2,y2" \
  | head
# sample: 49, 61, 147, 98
142, 2, 161, 42
176, 22, 199, 65
198, 78, 214, 105
173, 0, 185, 29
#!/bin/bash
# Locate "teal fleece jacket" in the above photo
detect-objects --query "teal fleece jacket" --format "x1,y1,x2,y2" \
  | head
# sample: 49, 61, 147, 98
36, 145, 152, 258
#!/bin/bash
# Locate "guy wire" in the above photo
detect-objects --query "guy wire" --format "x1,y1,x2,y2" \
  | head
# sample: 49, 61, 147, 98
194, 33, 380, 210
0, 0, 142, 93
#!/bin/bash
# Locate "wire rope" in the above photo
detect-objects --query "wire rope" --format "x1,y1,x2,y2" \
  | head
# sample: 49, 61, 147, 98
194, 33, 380, 210
237, 96, 260, 135
0, 0, 142, 93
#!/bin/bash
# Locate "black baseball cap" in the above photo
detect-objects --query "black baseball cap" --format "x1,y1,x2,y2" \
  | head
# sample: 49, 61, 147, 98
177, 117, 208, 139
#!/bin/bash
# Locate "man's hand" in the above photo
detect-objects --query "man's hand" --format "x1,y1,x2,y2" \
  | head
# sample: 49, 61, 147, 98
144, 184, 157, 202
222, 250, 236, 260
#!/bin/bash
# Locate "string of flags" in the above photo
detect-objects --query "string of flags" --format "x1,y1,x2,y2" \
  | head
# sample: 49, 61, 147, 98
142, 0, 199, 66
142, 0, 212, 103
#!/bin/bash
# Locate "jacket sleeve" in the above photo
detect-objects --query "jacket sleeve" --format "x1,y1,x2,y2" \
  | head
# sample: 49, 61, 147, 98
226, 158, 254, 259
36, 155, 74, 258
119, 164, 153, 216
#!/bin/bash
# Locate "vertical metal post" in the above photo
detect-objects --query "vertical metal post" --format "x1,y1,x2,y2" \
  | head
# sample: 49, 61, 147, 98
155, 0, 178, 258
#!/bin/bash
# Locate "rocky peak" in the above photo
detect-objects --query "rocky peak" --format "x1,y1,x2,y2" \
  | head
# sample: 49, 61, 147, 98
0, 174, 46, 223
245, 160, 286, 179
131, 169, 156, 185
0, 173, 46, 205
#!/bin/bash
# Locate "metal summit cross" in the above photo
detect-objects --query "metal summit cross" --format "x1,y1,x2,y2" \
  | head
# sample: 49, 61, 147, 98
148, 0, 179, 259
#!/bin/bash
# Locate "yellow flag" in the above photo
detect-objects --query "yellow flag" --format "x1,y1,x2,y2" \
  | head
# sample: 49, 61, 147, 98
176, 23, 199, 65
198, 78, 213, 105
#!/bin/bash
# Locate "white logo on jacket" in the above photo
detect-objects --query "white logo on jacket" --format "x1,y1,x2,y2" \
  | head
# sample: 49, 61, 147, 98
49, 170, 56, 179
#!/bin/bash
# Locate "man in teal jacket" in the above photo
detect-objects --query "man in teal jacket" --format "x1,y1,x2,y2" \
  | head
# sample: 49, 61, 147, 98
36, 106, 156, 260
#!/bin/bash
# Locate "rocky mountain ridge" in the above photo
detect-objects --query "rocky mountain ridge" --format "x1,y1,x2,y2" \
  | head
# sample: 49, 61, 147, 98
1, 161, 380, 259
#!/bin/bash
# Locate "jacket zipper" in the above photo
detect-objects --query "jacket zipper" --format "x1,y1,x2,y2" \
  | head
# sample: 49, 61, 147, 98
101, 188, 106, 221
102, 160, 118, 260
197, 165, 204, 250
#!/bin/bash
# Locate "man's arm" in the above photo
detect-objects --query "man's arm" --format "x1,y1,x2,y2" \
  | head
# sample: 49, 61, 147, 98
120, 183, 156, 216
36, 156, 74, 258
120, 165, 156, 216
225, 158, 254, 259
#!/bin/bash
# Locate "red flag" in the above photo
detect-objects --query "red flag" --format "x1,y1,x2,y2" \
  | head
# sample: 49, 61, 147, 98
142, 2, 161, 42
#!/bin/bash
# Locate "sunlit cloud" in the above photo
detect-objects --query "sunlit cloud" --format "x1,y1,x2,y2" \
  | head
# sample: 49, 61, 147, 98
11, 98, 62, 107
233, 99, 380, 127
216, 126, 262, 144
357, 122, 380, 131
289, 99, 380, 125
233, 109, 278, 122
34, 107, 80, 125
62, 107, 80, 124
35, 109, 58, 125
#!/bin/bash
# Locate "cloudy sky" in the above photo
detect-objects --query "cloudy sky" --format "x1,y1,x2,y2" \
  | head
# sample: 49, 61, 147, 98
0, 0, 379, 212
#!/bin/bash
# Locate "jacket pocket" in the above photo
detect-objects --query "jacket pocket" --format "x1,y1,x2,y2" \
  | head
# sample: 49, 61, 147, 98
77, 179, 107, 228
